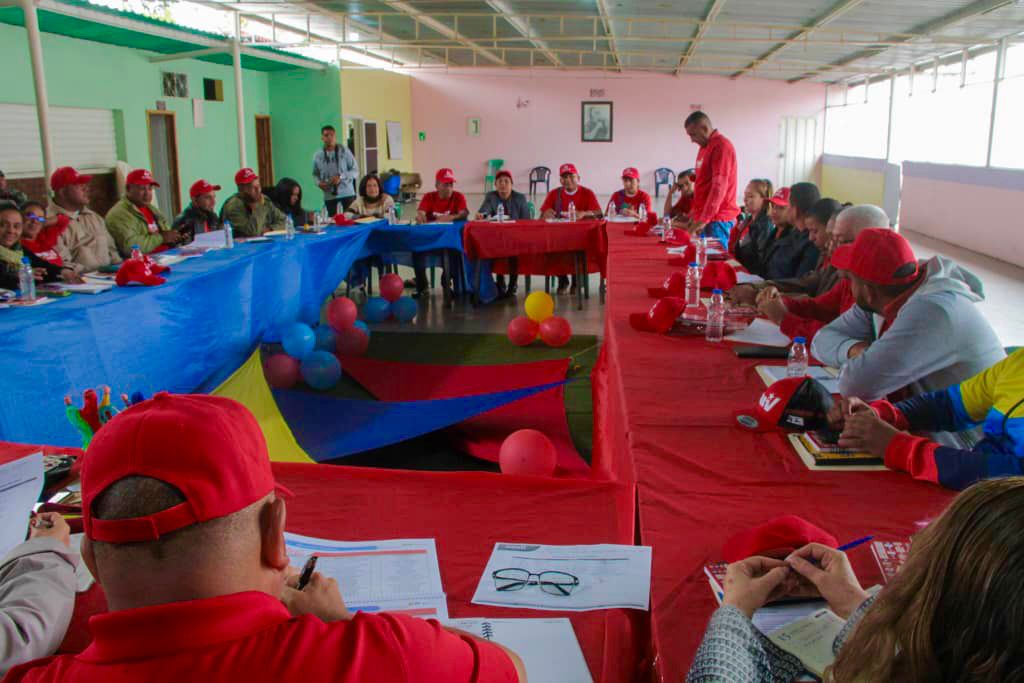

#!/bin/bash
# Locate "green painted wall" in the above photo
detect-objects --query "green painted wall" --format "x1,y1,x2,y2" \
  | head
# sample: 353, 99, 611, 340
267, 65, 342, 204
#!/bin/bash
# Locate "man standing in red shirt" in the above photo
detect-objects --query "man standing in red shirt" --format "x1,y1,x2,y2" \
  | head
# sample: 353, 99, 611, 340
540, 163, 602, 293
5, 394, 524, 683
684, 111, 739, 245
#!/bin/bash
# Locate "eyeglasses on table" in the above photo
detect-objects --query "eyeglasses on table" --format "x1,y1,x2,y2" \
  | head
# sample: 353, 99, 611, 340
491, 568, 580, 596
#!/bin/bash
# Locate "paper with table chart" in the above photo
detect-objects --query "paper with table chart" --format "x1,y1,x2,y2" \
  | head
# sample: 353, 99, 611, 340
756, 365, 840, 394
472, 543, 652, 611
724, 318, 791, 348
283, 533, 448, 619
447, 618, 593, 683
0, 452, 44, 559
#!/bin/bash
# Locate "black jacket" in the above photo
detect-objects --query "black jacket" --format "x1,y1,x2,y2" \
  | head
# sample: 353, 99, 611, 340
734, 211, 775, 276
172, 203, 223, 242
762, 227, 820, 281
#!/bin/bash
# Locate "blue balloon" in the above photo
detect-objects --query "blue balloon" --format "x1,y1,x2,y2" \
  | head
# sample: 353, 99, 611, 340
314, 325, 337, 352
281, 322, 316, 359
391, 297, 418, 323
353, 320, 371, 339
300, 350, 342, 390
363, 296, 391, 324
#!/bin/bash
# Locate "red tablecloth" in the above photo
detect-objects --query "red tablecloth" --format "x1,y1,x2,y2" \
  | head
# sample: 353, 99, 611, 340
463, 219, 608, 276
0, 441, 645, 683
593, 229, 958, 682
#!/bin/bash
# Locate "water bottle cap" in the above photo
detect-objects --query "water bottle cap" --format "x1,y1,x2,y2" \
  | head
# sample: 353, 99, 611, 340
689, 262, 699, 268
21, 257, 30, 264
712, 289, 723, 294
793, 337, 806, 344
131, 244, 139, 249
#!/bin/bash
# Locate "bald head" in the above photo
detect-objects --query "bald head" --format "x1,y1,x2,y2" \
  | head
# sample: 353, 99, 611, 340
833, 204, 890, 246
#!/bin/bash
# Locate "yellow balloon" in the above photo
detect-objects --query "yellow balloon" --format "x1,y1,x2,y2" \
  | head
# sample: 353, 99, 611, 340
524, 291, 555, 323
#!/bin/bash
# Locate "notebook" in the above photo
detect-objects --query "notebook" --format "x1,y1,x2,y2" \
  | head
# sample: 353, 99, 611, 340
446, 618, 592, 683
704, 562, 828, 634
788, 434, 887, 471
766, 608, 846, 677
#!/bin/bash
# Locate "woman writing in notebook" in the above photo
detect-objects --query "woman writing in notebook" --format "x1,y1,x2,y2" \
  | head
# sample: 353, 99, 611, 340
687, 476, 1024, 682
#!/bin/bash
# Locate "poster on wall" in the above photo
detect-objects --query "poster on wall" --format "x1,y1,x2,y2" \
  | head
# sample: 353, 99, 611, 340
386, 121, 403, 160
581, 101, 613, 143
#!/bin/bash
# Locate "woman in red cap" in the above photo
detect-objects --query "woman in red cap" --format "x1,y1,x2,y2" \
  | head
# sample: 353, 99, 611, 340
608, 167, 652, 218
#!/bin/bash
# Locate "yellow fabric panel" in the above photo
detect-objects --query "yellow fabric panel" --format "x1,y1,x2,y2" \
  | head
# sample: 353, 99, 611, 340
960, 350, 1024, 421
820, 165, 885, 207
213, 350, 313, 463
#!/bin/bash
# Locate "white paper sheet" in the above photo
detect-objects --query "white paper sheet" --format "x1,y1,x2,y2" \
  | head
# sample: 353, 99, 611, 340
736, 271, 765, 285
0, 453, 44, 559
766, 608, 845, 676
189, 230, 228, 249
472, 543, 652, 611
606, 216, 638, 224
724, 318, 792, 348
284, 533, 446, 617
447, 618, 593, 683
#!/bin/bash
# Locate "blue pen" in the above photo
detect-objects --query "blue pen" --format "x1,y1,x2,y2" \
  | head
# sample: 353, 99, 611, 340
837, 536, 874, 552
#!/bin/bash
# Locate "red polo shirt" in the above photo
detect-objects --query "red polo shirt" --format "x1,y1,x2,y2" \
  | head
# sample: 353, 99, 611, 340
5, 592, 517, 683
670, 193, 693, 219
418, 191, 468, 221
539, 186, 601, 216
690, 130, 739, 224
609, 189, 652, 214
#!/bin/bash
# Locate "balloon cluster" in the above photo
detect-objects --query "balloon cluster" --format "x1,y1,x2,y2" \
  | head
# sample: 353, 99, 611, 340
362, 273, 418, 324
507, 292, 572, 348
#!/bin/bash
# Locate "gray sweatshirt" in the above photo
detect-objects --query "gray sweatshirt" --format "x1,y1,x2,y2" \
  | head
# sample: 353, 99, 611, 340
812, 256, 1005, 403
0, 538, 78, 674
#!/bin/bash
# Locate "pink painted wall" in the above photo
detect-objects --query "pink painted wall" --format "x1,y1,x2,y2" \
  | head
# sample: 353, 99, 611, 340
408, 69, 826, 200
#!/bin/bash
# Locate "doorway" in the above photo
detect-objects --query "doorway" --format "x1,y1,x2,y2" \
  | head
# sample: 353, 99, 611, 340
255, 114, 274, 186
777, 117, 819, 188
363, 120, 379, 175
146, 111, 182, 216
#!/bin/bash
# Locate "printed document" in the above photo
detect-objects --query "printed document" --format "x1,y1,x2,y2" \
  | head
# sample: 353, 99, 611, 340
0, 453, 44, 559
447, 618, 593, 683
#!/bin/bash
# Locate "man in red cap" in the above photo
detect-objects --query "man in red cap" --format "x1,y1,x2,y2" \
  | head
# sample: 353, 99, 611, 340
476, 169, 530, 297
608, 167, 652, 218
105, 169, 180, 257
412, 168, 469, 298
539, 164, 601, 294
172, 179, 223, 241
220, 168, 286, 238
47, 166, 121, 273
4, 393, 525, 683
683, 111, 739, 245
812, 228, 1004, 407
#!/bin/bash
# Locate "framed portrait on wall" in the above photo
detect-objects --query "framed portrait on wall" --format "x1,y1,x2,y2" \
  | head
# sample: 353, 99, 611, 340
581, 101, 613, 142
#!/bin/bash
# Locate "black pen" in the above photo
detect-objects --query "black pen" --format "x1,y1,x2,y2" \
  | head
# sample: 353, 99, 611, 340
296, 556, 318, 591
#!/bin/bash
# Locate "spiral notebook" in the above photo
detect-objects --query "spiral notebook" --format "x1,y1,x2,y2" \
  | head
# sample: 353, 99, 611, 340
446, 618, 592, 683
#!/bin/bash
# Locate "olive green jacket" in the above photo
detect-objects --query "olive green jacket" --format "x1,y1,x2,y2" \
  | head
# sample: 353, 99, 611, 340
104, 198, 171, 256
219, 193, 286, 237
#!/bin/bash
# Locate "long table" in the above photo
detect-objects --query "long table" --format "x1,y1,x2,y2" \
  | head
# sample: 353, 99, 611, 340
593, 227, 957, 681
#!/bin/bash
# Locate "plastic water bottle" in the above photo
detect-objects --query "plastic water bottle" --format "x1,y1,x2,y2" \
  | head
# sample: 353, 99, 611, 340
685, 262, 701, 308
568, 202, 577, 222
664, 216, 674, 242
638, 203, 647, 224
496, 203, 505, 223
706, 289, 725, 342
17, 258, 36, 302
386, 205, 397, 224
130, 244, 142, 261
788, 337, 809, 377
223, 221, 234, 249
285, 215, 296, 240
696, 235, 708, 270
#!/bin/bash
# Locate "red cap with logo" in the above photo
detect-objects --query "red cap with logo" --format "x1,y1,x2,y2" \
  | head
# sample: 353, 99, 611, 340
114, 258, 166, 287
495, 169, 513, 183
235, 168, 259, 185
769, 187, 790, 207
126, 169, 160, 187
629, 297, 687, 334
50, 166, 93, 191
435, 168, 456, 184
621, 167, 640, 180
648, 271, 686, 299
559, 163, 579, 177
829, 227, 918, 286
733, 376, 834, 433
189, 179, 222, 199
81, 393, 291, 544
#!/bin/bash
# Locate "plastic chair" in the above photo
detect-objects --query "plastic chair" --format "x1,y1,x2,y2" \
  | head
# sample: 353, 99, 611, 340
381, 172, 401, 197
654, 168, 676, 198
528, 166, 551, 197
484, 158, 505, 193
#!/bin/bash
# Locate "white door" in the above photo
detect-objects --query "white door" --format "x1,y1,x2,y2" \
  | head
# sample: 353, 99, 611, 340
777, 117, 819, 187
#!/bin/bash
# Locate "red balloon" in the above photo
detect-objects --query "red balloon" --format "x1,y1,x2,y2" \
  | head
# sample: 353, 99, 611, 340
335, 327, 369, 356
327, 297, 358, 332
264, 353, 301, 389
507, 316, 539, 347
379, 273, 405, 303
539, 316, 572, 348
499, 429, 557, 476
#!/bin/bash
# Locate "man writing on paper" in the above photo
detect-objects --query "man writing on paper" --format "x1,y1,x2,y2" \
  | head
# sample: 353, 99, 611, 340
683, 111, 739, 244
5, 394, 525, 683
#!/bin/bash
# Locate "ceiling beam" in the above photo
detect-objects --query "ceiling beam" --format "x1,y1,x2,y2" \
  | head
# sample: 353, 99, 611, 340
483, 0, 561, 66
676, 0, 728, 75
594, 0, 621, 71
788, 0, 1015, 82
380, 0, 505, 65
730, 0, 867, 79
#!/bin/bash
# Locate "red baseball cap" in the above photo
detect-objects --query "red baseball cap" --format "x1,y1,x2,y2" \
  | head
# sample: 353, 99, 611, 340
189, 179, 221, 199
82, 393, 291, 544
559, 163, 579, 177
648, 271, 686, 299
435, 168, 456, 184
621, 167, 640, 180
830, 227, 918, 286
722, 515, 838, 562
733, 377, 834, 433
629, 297, 687, 334
126, 169, 160, 187
769, 187, 790, 207
50, 166, 93, 191
495, 169, 513, 183
235, 168, 259, 185
114, 258, 166, 287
